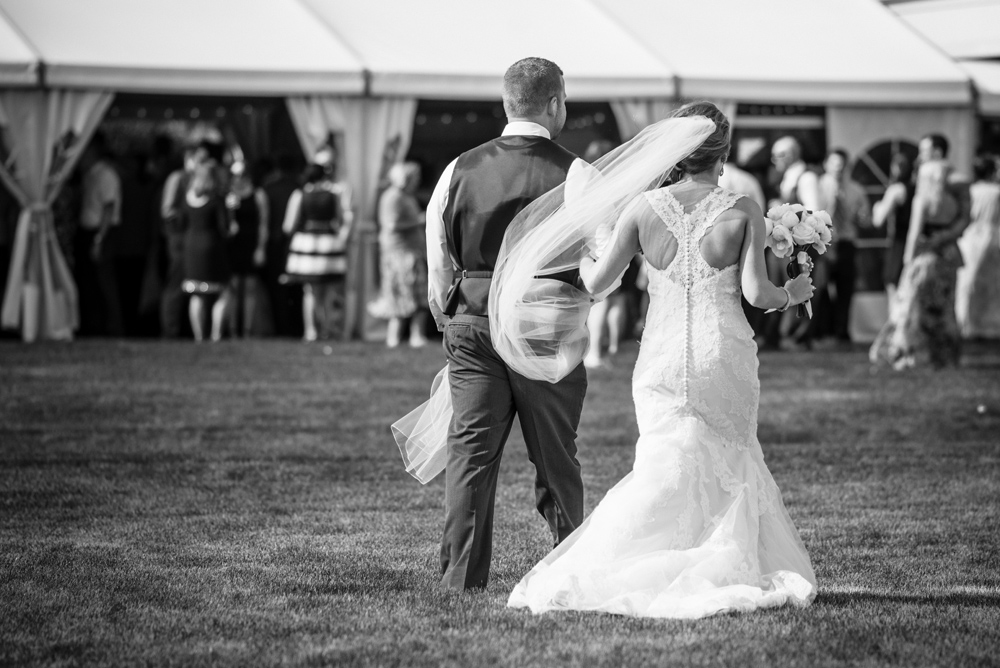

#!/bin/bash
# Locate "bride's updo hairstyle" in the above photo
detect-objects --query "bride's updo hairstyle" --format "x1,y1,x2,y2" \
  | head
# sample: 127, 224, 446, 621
670, 101, 731, 176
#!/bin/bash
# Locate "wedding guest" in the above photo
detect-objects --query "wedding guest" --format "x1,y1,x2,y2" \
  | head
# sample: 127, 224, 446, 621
282, 146, 354, 342
261, 154, 301, 337
181, 160, 232, 342
160, 141, 208, 338
114, 152, 161, 336
719, 159, 765, 210
872, 152, 916, 303
581, 139, 631, 368
820, 148, 870, 344
368, 161, 430, 348
870, 133, 970, 369
955, 155, 1000, 338
766, 136, 823, 350
74, 131, 124, 336
224, 160, 270, 337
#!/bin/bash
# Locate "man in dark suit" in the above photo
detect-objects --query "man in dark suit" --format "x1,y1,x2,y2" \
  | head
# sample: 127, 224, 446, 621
425, 57, 589, 590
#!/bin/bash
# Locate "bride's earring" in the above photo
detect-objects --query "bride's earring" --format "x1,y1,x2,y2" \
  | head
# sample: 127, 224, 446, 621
719, 165, 725, 177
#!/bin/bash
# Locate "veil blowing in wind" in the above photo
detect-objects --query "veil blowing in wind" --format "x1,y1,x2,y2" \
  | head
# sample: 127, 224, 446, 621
393, 116, 716, 483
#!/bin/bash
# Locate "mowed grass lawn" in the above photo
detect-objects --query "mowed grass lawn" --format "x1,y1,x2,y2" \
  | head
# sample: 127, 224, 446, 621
1, 337, 998, 668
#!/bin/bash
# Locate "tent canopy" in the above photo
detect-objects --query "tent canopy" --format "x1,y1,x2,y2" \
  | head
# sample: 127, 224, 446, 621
591, 0, 971, 105
0, 0, 978, 105
299, 0, 678, 100
892, 0, 1000, 60
962, 60, 1000, 116
0, 0, 366, 95
0, 7, 37, 86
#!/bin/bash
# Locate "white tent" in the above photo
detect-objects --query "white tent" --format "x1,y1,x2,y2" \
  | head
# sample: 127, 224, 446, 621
0, 7, 36, 87
892, 0, 1000, 61
0, 0, 366, 94
892, 0, 1000, 119
594, 0, 972, 105
962, 60, 1000, 117
299, 0, 678, 100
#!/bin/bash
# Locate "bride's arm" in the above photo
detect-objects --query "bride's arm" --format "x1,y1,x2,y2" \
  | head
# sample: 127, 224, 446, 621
738, 198, 813, 310
579, 197, 643, 295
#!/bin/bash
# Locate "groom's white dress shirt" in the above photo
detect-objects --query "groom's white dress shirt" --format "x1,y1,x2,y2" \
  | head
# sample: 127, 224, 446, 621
425, 121, 592, 319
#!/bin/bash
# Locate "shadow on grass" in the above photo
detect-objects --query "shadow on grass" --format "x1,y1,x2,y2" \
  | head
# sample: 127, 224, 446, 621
817, 590, 1000, 609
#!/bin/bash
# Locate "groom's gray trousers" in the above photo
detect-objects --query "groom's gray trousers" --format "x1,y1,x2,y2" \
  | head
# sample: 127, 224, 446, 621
440, 313, 587, 590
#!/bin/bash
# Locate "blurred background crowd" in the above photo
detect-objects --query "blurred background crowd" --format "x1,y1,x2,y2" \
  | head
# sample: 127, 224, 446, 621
0, 0, 997, 372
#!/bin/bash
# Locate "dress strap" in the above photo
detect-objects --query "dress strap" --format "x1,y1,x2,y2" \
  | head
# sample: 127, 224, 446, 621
695, 189, 743, 240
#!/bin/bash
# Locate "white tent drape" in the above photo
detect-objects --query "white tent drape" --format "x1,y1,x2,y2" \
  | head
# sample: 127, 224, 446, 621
610, 99, 736, 142
610, 99, 677, 140
0, 89, 113, 341
286, 96, 418, 339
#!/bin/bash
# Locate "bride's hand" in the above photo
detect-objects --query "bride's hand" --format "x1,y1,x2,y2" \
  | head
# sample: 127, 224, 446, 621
784, 274, 814, 305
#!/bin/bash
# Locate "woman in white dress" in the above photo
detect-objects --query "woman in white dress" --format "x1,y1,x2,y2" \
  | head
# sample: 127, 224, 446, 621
508, 102, 818, 619
955, 155, 1000, 339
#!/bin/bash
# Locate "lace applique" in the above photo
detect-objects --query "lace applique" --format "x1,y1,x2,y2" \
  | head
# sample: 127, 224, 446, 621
638, 187, 758, 450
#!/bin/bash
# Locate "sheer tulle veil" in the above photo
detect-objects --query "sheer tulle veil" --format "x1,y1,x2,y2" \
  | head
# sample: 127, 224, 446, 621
489, 115, 716, 382
392, 115, 716, 482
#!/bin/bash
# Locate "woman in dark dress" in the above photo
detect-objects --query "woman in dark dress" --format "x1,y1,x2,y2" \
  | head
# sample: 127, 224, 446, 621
182, 161, 232, 342
872, 152, 915, 302
225, 161, 270, 337
282, 146, 354, 341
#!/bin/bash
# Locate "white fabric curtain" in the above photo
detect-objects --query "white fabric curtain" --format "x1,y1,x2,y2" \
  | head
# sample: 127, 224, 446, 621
610, 99, 677, 140
610, 99, 736, 142
0, 89, 114, 342
286, 96, 418, 339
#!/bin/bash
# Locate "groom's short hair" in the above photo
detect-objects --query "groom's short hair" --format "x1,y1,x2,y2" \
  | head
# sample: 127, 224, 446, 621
502, 57, 564, 117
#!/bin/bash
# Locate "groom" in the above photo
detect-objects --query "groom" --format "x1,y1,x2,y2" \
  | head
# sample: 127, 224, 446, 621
425, 57, 589, 590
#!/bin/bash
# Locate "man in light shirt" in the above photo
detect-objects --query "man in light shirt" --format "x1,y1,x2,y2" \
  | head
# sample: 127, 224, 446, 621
769, 136, 823, 350
426, 58, 590, 590
75, 131, 123, 336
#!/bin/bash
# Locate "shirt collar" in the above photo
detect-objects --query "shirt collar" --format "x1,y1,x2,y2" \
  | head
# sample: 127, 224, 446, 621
501, 121, 551, 139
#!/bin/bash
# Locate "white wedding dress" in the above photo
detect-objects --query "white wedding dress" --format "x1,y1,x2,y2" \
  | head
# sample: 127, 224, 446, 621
508, 186, 817, 618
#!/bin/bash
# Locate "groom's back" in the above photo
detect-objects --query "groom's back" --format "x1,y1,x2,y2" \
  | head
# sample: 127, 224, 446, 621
443, 136, 575, 316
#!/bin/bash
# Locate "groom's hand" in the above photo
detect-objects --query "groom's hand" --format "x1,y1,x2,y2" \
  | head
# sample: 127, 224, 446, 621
429, 302, 450, 332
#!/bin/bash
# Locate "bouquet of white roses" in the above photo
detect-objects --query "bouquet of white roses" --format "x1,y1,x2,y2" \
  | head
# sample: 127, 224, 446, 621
764, 203, 833, 318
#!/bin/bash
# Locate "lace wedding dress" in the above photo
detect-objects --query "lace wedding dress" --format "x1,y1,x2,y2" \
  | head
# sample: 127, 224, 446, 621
508, 186, 817, 618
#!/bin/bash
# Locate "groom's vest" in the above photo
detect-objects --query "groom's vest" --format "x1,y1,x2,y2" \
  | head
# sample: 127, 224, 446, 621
442, 135, 577, 317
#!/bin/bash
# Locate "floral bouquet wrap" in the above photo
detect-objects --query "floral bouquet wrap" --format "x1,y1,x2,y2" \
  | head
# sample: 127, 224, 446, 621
765, 203, 833, 318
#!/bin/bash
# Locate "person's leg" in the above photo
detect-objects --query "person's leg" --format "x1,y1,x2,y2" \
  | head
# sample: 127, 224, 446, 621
440, 315, 516, 590
210, 290, 228, 342
386, 317, 403, 348
510, 363, 587, 546
160, 235, 186, 338
834, 242, 856, 341
606, 294, 627, 355
409, 310, 430, 347
302, 284, 317, 342
189, 294, 204, 342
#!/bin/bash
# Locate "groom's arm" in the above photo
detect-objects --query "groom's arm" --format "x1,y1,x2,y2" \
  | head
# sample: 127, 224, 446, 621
426, 159, 459, 331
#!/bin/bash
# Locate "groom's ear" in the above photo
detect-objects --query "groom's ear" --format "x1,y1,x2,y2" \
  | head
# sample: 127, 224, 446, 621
547, 96, 559, 117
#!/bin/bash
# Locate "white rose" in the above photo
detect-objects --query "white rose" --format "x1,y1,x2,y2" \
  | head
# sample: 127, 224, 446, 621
816, 219, 833, 245
767, 203, 792, 220
769, 225, 795, 258
813, 210, 833, 230
764, 216, 774, 237
780, 212, 800, 229
791, 222, 819, 246
789, 203, 807, 214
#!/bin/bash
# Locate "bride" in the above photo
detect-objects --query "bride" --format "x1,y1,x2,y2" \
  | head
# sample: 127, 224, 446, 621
506, 102, 818, 618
